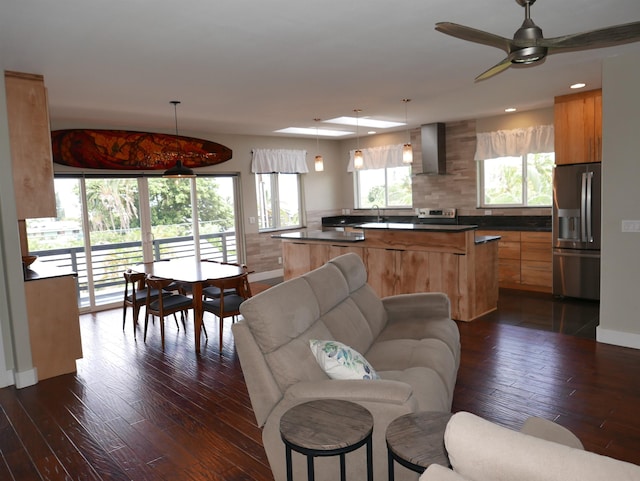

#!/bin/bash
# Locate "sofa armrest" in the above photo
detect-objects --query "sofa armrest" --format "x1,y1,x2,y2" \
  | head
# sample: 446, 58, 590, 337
382, 292, 451, 322
420, 464, 471, 481
285, 379, 414, 405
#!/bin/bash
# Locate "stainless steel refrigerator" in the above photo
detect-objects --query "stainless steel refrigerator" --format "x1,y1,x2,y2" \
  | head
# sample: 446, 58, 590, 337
552, 162, 601, 300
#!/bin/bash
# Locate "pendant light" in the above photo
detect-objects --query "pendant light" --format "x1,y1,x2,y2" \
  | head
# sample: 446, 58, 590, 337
402, 98, 413, 164
314, 118, 324, 172
163, 100, 196, 178
353, 109, 363, 170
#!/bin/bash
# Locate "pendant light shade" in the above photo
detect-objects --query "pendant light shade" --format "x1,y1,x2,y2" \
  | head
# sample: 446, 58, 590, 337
402, 99, 413, 164
163, 100, 196, 178
354, 109, 363, 170
314, 118, 324, 172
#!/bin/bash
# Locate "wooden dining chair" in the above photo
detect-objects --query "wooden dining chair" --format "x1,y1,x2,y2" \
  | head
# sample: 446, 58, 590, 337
144, 276, 194, 349
202, 273, 252, 352
123, 269, 163, 338
202, 261, 249, 299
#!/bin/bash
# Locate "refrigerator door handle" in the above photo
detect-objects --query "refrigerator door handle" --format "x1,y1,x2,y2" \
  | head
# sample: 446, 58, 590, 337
580, 172, 588, 242
586, 171, 594, 242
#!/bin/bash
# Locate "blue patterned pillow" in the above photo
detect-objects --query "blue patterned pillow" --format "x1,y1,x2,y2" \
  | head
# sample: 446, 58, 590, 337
309, 339, 380, 380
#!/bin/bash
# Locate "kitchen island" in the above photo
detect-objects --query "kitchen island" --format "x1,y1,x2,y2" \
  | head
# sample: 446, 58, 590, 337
274, 223, 500, 321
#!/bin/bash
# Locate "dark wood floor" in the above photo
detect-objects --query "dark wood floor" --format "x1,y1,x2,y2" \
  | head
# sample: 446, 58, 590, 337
1, 288, 639, 480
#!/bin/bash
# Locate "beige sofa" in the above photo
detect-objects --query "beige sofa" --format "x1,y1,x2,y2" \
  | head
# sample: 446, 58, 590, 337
233, 252, 460, 481
420, 411, 640, 481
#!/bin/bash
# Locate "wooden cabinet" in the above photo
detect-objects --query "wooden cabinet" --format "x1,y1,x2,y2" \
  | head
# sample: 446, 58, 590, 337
481, 230, 552, 293
554, 89, 602, 165
24, 275, 82, 380
5, 71, 56, 219
280, 228, 499, 322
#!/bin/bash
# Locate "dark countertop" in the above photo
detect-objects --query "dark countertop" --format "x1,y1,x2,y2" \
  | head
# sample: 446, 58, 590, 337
272, 230, 365, 243
359, 222, 478, 232
474, 235, 501, 244
24, 261, 77, 281
322, 214, 551, 232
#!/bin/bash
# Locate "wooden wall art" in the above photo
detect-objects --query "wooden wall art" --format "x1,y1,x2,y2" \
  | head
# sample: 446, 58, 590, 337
51, 129, 233, 170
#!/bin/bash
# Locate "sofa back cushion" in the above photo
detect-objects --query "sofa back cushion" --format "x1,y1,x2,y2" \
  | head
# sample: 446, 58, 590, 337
445, 412, 640, 481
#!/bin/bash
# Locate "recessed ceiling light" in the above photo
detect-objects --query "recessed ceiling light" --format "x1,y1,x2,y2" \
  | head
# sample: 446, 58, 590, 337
367, 130, 377, 135
505, 107, 517, 113
570, 83, 586, 89
274, 127, 353, 137
324, 116, 405, 129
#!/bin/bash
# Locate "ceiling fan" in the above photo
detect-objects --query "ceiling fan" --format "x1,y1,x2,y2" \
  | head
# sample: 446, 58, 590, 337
435, 0, 640, 82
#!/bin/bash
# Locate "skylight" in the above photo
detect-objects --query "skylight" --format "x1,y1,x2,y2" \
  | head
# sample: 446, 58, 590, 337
274, 127, 353, 137
323, 116, 405, 129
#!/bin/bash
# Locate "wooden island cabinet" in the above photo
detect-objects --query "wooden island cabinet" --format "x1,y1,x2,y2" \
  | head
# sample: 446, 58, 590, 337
277, 225, 499, 322
479, 229, 552, 293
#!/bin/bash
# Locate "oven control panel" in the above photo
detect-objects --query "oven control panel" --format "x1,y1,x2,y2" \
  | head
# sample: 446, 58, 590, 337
417, 208, 456, 219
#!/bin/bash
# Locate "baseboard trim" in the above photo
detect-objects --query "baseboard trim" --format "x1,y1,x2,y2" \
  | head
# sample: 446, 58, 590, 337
14, 368, 38, 388
249, 269, 284, 282
596, 326, 640, 350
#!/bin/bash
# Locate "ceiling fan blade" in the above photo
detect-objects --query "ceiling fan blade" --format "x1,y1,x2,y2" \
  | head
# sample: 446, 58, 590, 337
539, 21, 640, 52
475, 57, 513, 82
435, 22, 512, 53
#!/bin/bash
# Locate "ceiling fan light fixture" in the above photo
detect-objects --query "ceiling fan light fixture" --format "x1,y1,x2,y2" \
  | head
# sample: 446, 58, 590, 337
163, 100, 196, 178
508, 46, 547, 64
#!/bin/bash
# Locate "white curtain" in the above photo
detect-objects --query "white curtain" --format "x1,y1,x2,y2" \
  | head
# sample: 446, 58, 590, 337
474, 125, 554, 160
347, 144, 405, 172
251, 148, 308, 173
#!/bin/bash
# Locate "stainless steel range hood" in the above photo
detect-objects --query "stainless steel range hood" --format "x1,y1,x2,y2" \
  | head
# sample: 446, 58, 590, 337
420, 123, 446, 175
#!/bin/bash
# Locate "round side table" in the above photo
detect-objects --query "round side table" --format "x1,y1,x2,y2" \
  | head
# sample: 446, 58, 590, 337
386, 411, 452, 480
279, 399, 374, 481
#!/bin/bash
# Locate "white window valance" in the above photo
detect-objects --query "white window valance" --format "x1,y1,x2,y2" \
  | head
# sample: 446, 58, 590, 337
251, 148, 309, 173
474, 125, 554, 160
347, 144, 405, 172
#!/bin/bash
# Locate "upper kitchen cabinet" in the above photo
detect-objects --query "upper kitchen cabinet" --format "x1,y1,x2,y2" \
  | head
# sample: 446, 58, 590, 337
554, 89, 602, 165
4, 71, 56, 219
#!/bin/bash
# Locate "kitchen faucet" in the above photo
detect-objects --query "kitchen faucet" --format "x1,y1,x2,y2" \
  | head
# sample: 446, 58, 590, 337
373, 204, 381, 222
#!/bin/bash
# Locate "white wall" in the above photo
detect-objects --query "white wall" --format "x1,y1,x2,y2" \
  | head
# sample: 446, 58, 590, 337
597, 51, 640, 349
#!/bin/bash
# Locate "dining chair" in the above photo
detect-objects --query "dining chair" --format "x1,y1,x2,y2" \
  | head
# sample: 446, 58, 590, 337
123, 269, 163, 338
144, 276, 194, 349
202, 261, 249, 299
202, 272, 252, 352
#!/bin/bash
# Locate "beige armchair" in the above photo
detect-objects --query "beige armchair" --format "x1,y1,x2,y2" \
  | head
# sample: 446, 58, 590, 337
420, 412, 640, 481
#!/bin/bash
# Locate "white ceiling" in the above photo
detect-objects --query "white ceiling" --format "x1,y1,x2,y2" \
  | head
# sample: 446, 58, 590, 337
2, 0, 640, 138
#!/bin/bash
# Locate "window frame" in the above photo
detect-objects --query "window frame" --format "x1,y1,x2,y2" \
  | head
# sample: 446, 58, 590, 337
477, 152, 554, 208
353, 165, 413, 209
255, 172, 304, 232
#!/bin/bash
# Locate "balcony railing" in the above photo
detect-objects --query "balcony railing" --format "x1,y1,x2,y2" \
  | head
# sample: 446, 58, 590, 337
31, 232, 237, 308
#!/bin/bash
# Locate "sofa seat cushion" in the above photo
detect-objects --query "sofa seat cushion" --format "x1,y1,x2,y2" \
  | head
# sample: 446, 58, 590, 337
263, 321, 336, 392
376, 316, 460, 359
365, 338, 457, 394
379, 367, 451, 412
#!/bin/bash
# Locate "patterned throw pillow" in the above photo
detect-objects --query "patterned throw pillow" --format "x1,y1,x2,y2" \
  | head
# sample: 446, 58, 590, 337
309, 339, 380, 380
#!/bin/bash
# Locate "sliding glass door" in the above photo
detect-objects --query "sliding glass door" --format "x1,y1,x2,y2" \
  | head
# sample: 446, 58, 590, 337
26, 174, 241, 312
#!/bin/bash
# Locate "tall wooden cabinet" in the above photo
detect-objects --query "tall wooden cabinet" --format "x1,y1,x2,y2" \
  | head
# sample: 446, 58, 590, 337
4, 71, 56, 220
554, 89, 602, 165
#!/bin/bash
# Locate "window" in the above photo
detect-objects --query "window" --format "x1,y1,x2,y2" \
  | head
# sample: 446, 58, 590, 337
479, 152, 554, 207
26, 175, 241, 311
256, 173, 302, 230
355, 165, 412, 209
